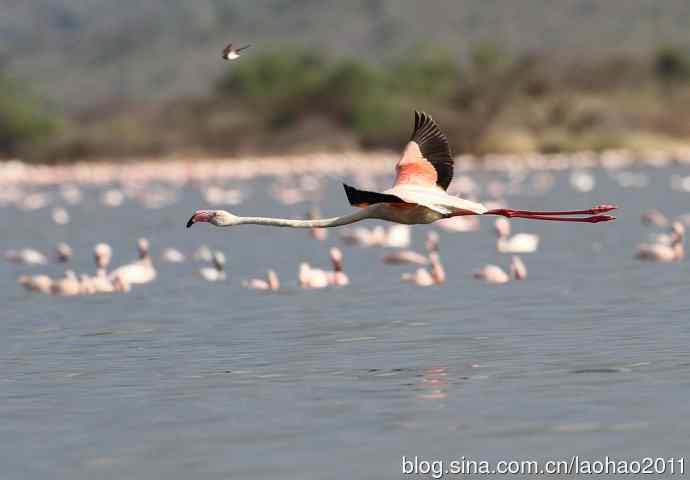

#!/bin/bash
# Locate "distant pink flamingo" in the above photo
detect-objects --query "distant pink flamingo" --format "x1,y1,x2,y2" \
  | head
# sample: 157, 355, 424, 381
199, 251, 226, 282
636, 222, 684, 262
474, 256, 527, 284
18, 274, 53, 294
51, 270, 81, 296
298, 263, 330, 289
188, 112, 615, 233
109, 238, 157, 285
327, 248, 349, 286
401, 253, 445, 287
243, 270, 280, 291
494, 218, 540, 253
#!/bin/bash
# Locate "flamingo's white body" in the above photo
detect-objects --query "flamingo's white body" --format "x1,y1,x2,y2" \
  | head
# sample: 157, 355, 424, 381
52, 207, 70, 225
298, 248, 349, 288
5, 248, 47, 265
51, 270, 81, 296
187, 112, 615, 234
299, 263, 330, 289
161, 248, 186, 263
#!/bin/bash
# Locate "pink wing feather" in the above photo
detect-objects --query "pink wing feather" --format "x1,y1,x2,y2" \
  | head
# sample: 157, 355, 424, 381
393, 111, 454, 190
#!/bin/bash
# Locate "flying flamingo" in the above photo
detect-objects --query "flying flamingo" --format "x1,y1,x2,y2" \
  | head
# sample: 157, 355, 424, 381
187, 111, 616, 233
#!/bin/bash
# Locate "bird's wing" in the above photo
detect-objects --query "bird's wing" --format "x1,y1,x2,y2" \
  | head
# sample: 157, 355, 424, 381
384, 185, 487, 215
393, 111, 454, 191
222, 43, 233, 56
236, 44, 251, 53
343, 183, 405, 208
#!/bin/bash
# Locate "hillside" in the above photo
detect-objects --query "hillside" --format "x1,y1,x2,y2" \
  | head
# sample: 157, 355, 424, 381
3, 0, 690, 110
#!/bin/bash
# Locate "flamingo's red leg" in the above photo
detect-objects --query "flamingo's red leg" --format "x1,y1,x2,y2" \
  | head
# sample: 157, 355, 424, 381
496, 214, 616, 223
485, 204, 616, 218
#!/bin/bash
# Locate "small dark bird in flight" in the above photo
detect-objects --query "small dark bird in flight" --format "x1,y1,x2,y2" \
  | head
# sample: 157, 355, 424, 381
222, 43, 251, 60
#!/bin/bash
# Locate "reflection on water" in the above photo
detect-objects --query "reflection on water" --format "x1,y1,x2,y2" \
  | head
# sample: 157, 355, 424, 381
2, 165, 690, 479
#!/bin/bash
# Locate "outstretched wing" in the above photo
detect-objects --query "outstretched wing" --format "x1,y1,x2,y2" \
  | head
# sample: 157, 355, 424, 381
393, 111, 454, 191
343, 183, 405, 208
222, 43, 233, 57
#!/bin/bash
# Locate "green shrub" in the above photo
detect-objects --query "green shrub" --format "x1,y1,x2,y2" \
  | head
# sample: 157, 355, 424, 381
0, 75, 59, 158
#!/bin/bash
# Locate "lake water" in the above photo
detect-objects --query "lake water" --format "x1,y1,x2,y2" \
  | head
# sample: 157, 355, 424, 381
2, 164, 690, 478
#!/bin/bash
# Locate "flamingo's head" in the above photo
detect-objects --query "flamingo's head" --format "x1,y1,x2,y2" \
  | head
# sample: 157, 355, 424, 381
494, 217, 510, 238
186, 210, 240, 228
55, 243, 72, 262
94, 243, 112, 268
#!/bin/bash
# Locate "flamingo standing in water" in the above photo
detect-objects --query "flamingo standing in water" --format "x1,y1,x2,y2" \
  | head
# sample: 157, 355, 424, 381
91, 243, 116, 293
401, 252, 445, 287
494, 218, 540, 253
473, 256, 527, 284
327, 247, 349, 286
54, 243, 73, 263
109, 238, 157, 285
187, 112, 616, 234
636, 222, 684, 262
243, 270, 280, 291
199, 251, 226, 282
18, 274, 53, 294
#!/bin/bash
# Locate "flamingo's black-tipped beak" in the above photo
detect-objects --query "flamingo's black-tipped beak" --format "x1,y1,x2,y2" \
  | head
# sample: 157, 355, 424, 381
187, 210, 212, 228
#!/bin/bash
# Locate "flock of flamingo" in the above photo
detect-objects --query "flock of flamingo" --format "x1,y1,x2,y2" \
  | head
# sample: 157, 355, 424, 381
7, 42, 690, 297
9, 108, 664, 298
